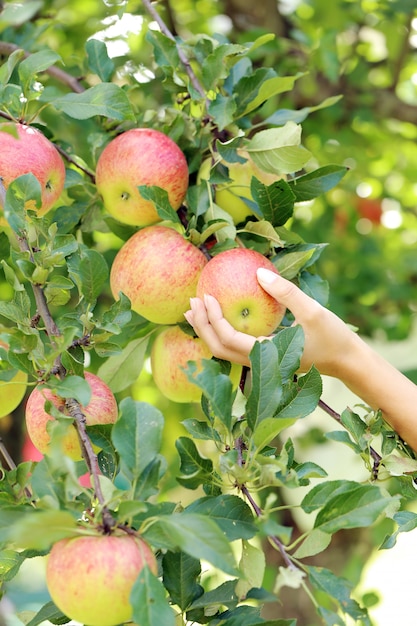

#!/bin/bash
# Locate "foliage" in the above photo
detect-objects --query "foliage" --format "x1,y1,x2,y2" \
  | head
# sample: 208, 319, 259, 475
0, 2, 416, 626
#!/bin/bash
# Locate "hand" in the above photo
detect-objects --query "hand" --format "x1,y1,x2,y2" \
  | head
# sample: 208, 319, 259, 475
185, 268, 358, 376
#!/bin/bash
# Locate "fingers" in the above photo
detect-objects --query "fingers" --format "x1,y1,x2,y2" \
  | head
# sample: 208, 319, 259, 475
184, 296, 253, 366
256, 268, 321, 321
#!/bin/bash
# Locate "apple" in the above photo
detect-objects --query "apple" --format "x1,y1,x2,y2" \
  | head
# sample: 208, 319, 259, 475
198, 151, 285, 224
151, 325, 213, 403
110, 225, 208, 324
196, 247, 286, 336
25, 371, 118, 460
46, 532, 157, 626
95, 128, 189, 226
0, 341, 28, 419
0, 122, 66, 215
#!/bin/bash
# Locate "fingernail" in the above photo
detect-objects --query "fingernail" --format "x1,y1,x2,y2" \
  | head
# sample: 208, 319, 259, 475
257, 268, 278, 284
184, 311, 193, 324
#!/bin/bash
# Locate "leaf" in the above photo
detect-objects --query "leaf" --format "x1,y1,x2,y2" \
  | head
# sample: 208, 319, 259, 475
289, 165, 349, 202
185, 494, 256, 540
85, 38, 114, 81
246, 340, 282, 431
112, 398, 164, 482
186, 359, 235, 431
47, 375, 92, 406
19, 49, 62, 86
26, 601, 70, 626
4, 173, 41, 231
239, 220, 285, 246
252, 417, 296, 450
78, 248, 109, 303
97, 335, 150, 393
181, 418, 222, 441
272, 325, 305, 383
292, 528, 332, 558
9, 510, 79, 550
240, 74, 301, 116
208, 93, 237, 130
162, 551, 203, 610
313, 484, 401, 534
235, 540, 266, 600
51, 83, 135, 120
381, 510, 417, 549
131, 565, 176, 626
251, 178, 296, 227
274, 367, 322, 420
273, 249, 315, 280
138, 185, 181, 224
0, 48, 25, 84
263, 95, 343, 126
175, 436, 213, 489
145, 513, 238, 575
246, 123, 312, 175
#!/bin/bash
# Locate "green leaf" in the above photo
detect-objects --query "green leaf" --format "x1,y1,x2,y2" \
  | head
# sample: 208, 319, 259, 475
186, 359, 235, 431
292, 528, 332, 558
185, 494, 256, 540
25, 601, 70, 626
112, 398, 164, 482
246, 340, 282, 431
246, 123, 312, 175
306, 565, 371, 622
138, 185, 181, 224
131, 565, 176, 626
175, 436, 213, 489
272, 325, 305, 383
252, 417, 296, 450
51, 83, 135, 120
146, 30, 179, 71
9, 510, 79, 550
313, 484, 400, 534
273, 249, 315, 280
79, 248, 109, 303
19, 49, 62, 86
0, 48, 25, 84
4, 173, 41, 231
381, 510, 417, 549
251, 178, 296, 226
0, 1, 43, 25
274, 367, 322, 420
162, 551, 203, 610
48, 375, 92, 406
289, 165, 349, 202
145, 513, 238, 575
208, 93, 237, 131
239, 220, 285, 246
240, 74, 301, 116
97, 335, 150, 393
85, 38, 114, 81
235, 540, 266, 600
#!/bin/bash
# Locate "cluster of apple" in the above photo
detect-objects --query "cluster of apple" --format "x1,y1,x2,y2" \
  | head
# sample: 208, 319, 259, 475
98, 128, 286, 403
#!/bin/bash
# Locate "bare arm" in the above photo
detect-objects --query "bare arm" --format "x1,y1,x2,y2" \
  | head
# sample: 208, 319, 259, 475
185, 267, 417, 451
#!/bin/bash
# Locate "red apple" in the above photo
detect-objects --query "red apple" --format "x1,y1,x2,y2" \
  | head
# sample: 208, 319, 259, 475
25, 371, 118, 460
46, 532, 157, 626
196, 248, 286, 336
95, 128, 189, 226
151, 325, 213, 403
110, 225, 208, 324
0, 122, 66, 215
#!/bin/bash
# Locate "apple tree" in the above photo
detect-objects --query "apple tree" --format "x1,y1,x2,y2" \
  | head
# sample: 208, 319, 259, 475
0, 1, 417, 625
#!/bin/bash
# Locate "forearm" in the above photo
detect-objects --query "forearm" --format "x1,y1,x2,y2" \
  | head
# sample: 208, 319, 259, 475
332, 334, 417, 452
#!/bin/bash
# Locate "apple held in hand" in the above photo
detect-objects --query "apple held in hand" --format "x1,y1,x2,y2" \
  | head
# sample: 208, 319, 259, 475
46, 532, 157, 626
110, 225, 208, 324
151, 325, 213, 403
25, 371, 118, 460
0, 122, 66, 215
198, 151, 285, 224
196, 247, 286, 336
96, 128, 189, 226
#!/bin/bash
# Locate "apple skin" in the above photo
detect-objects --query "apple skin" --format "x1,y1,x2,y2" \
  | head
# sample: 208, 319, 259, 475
110, 225, 208, 324
0, 122, 66, 215
196, 248, 286, 336
198, 151, 285, 224
25, 371, 118, 460
151, 325, 213, 403
95, 128, 189, 226
46, 532, 157, 626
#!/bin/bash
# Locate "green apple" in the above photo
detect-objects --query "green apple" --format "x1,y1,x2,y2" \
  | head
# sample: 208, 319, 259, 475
46, 532, 157, 626
198, 150, 285, 224
0, 122, 66, 216
196, 247, 286, 336
95, 128, 189, 226
151, 324, 213, 403
110, 225, 208, 324
0, 341, 28, 418
25, 371, 118, 460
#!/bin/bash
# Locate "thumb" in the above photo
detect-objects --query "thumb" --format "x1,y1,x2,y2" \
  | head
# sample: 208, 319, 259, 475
256, 267, 316, 319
